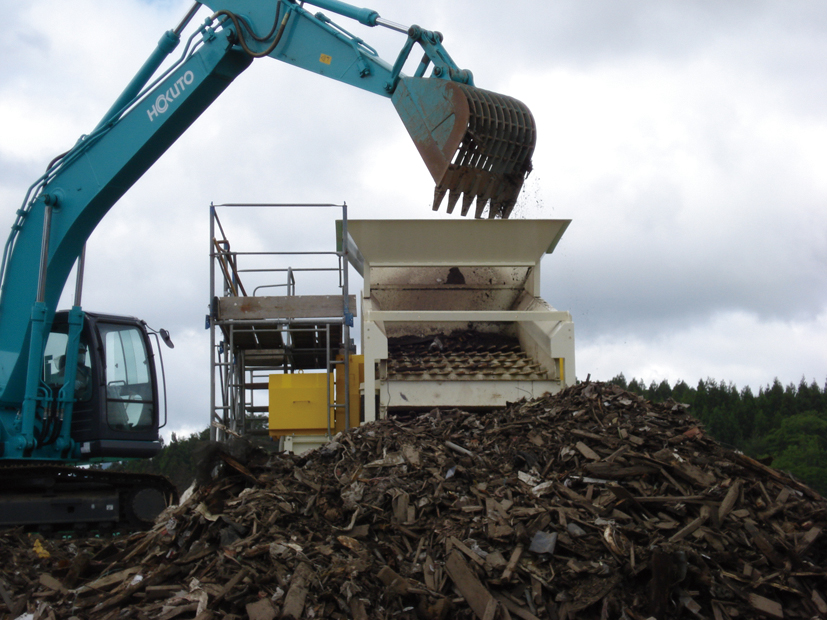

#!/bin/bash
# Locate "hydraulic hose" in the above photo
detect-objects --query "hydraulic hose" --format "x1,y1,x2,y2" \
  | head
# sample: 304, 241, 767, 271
237, 2, 282, 42
212, 6, 290, 58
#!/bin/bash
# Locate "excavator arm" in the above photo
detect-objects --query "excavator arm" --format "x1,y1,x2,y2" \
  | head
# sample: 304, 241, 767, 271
0, 0, 536, 443
201, 0, 536, 218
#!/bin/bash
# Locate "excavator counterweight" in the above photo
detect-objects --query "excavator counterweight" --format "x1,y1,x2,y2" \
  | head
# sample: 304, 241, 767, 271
393, 77, 536, 219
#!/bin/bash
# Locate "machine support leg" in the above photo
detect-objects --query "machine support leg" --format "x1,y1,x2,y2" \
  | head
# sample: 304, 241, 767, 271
20, 302, 48, 452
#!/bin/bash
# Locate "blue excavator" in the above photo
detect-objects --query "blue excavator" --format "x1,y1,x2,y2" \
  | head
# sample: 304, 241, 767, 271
0, 0, 536, 530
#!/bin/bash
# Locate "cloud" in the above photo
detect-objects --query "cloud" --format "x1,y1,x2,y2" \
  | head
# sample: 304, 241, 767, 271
577, 309, 827, 391
519, 55, 827, 335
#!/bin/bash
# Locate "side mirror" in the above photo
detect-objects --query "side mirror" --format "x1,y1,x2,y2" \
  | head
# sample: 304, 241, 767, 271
160, 329, 174, 349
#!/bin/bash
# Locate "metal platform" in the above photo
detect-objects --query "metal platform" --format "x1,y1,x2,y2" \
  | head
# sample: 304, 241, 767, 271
208, 203, 355, 444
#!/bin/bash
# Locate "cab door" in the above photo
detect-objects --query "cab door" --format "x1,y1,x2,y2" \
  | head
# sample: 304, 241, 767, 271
98, 322, 157, 434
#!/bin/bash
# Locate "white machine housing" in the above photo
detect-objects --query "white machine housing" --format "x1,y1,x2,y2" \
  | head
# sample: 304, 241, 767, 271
346, 219, 575, 422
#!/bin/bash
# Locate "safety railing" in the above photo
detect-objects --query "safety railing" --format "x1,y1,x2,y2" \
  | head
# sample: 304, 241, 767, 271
208, 203, 354, 446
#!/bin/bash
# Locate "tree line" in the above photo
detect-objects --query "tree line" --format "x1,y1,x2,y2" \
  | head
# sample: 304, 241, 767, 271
609, 374, 827, 495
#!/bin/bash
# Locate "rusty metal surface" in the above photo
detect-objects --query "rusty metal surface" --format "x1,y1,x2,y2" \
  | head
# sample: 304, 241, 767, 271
393, 78, 536, 219
387, 330, 547, 381
369, 266, 530, 313
221, 323, 342, 370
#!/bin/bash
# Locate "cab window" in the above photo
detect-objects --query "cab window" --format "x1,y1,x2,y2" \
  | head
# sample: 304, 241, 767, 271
99, 324, 155, 432
43, 330, 92, 402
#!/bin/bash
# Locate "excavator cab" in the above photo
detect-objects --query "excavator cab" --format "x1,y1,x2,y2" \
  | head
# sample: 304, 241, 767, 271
44, 311, 164, 460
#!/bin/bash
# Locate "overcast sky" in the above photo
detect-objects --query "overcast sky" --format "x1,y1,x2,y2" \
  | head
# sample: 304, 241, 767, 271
1, 1, 826, 439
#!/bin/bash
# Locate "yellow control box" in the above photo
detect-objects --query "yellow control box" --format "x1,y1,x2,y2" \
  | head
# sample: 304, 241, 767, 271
268, 373, 333, 436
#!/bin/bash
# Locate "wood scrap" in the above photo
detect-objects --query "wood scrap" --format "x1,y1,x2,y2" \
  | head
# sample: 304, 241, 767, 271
0, 382, 824, 619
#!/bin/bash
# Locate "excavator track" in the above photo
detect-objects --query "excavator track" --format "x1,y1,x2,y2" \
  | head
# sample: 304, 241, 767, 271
0, 464, 178, 533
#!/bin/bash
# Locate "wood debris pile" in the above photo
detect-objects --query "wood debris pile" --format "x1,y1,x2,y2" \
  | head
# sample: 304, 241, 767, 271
1, 382, 826, 620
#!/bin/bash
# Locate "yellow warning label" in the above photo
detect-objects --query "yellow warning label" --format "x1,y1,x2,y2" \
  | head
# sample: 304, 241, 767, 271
319, 53, 332, 65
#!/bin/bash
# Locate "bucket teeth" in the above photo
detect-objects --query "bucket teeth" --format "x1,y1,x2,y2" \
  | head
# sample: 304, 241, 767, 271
460, 192, 475, 217
461, 174, 486, 217
474, 176, 498, 219
393, 77, 536, 219
446, 188, 461, 214
433, 186, 448, 212
474, 198, 487, 219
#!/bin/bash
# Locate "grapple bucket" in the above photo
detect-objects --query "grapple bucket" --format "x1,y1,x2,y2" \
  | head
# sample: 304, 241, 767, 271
392, 76, 536, 219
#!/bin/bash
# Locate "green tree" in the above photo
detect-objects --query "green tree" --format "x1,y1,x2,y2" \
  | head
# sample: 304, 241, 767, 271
644, 379, 672, 402
672, 380, 693, 406
110, 428, 211, 493
772, 432, 827, 495
609, 373, 628, 389
627, 378, 645, 395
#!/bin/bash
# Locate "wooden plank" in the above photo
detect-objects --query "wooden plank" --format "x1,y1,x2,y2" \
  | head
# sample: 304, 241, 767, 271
485, 550, 507, 570
743, 521, 786, 568
812, 589, 827, 615
734, 453, 822, 500
501, 544, 524, 581
39, 574, 68, 594
718, 481, 741, 522
585, 462, 659, 479
797, 525, 822, 556
494, 593, 542, 620
575, 441, 601, 461
218, 295, 357, 319
282, 562, 314, 619
423, 554, 437, 591
212, 567, 249, 606
92, 564, 180, 614
448, 536, 487, 568
74, 565, 142, 597
570, 428, 618, 446
669, 509, 709, 543
245, 598, 278, 620
349, 598, 369, 620
446, 551, 497, 620
748, 593, 784, 618
775, 487, 792, 505
157, 603, 199, 620
0, 579, 13, 611
377, 566, 412, 595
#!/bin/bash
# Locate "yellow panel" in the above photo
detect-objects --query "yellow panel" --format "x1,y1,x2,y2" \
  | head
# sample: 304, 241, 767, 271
269, 373, 333, 436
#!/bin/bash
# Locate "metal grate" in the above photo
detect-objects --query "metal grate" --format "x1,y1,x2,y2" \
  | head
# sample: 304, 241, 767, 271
387, 331, 547, 381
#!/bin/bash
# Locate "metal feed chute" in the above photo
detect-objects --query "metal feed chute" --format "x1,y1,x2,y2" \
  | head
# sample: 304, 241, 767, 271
393, 77, 536, 219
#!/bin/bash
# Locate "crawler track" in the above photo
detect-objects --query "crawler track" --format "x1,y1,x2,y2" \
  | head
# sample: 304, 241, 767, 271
0, 464, 178, 532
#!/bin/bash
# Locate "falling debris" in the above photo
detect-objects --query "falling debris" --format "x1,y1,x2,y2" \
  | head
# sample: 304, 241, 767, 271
1, 382, 825, 619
